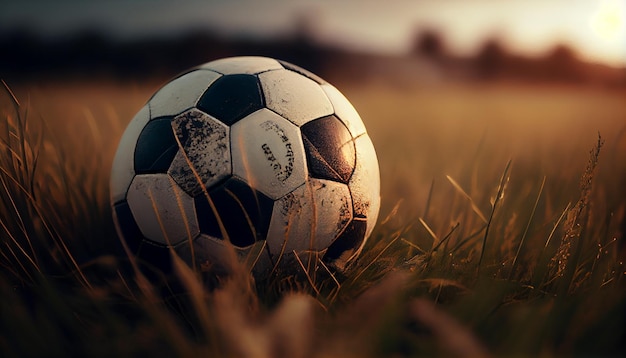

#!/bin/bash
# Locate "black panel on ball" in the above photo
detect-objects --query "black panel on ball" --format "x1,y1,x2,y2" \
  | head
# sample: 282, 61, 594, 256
195, 177, 273, 248
197, 74, 264, 126
323, 218, 367, 264
113, 200, 144, 251
194, 192, 221, 239
114, 200, 172, 272
278, 60, 327, 84
134, 117, 178, 174
301, 115, 356, 184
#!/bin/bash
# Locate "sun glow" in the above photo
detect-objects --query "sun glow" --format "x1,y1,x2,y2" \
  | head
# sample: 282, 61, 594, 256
589, 0, 625, 41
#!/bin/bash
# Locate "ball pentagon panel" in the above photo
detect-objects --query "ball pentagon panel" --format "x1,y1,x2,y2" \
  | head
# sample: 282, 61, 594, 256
301, 115, 356, 184
321, 83, 367, 137
126, 173, 199, 246
323, 217, 368, 270
111, 104, 150, 204
200, 56, 283, 75
134, 117, 179, 174
231, 108, 307, 200
258, 69, 333, 126
112, 200, 144, 248
149, 69, 221, 118
196, 74, 264, 126
194, 177, 274, 248
168, 108, 231, 196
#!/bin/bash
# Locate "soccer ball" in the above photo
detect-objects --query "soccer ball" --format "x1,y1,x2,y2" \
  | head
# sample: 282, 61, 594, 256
110, 56, 380, 278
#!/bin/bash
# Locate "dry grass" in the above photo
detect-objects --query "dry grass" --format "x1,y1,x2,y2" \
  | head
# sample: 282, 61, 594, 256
1, 78, 625, 357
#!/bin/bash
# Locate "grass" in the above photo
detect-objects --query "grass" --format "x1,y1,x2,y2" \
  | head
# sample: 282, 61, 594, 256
1, 78, 625, 357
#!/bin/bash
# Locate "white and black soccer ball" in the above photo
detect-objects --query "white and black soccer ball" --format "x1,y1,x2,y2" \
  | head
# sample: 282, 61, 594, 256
110, 56, 380, 277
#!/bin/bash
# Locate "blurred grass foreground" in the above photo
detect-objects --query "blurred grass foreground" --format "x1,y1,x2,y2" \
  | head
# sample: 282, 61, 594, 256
1, 30, 626, 357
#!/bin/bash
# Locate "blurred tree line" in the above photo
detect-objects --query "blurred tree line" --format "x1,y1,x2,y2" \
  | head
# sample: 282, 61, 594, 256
0, 28, 328, 82
412, 28, 626, 86
1, 27, 624, 87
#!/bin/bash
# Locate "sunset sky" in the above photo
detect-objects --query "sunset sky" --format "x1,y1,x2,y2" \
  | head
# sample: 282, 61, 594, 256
1, 0, 625, 67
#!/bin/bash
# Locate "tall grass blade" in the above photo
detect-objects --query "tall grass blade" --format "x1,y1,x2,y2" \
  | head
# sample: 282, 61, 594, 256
423, 178, 434, 220
544, 202, 571, 250
432, 222, 460, 253
477, 159, 512, 275
1, 79, 20, 108
419, 217, 438, 249
446, 175, 488, 223
554, 134, 603, 295
171, 252, 212, 337
293, 250, 321, 297
381, 199, 403, 225
509, 176, 545, 280
450, 223, 486, 254
350, 233, 400, 285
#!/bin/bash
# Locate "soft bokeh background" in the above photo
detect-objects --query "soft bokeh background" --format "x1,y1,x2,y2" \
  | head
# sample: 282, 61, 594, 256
2, 0, 626, 66
2, 0, 626, 80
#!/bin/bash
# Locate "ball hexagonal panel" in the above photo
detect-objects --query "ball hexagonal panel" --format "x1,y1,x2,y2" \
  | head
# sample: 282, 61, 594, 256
111, 105, 150, 204
200, 56, 283, 75
175, 234, 272, 275
196, 74, 264, 126
321, 83, 367, 137
194, 177, 274, 248
258, 69, 333, 126
168, 109, 231, 196
150, 69, 221, 118
266, 179, 353, 261
301, 115, 356, 184
134, 117, 178, 174
349, 134, 381, 239
323, 218, 368, 270
127, 173, 200, 246
231, 108, 307, 200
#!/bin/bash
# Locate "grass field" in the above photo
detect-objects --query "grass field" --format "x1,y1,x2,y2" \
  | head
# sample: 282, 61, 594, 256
1, 78, 625, 357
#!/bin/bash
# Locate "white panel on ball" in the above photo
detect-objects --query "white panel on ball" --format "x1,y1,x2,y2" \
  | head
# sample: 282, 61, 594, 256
309, 178, 353, 249
110, 104, 150, 204
231, 108, 307, 200
321, 84, 367, 137
150, 69, 221, 118
200, 56, 283, 75
175, 234, 272, 275
168, 109, 231, 196
349, 134, 381, 239
127, 173, 200, 246
266, 179, 353, 260
259, 69, 333, 126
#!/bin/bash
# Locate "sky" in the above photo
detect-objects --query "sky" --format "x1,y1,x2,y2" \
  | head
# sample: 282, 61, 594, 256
1, 0, 625, 67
